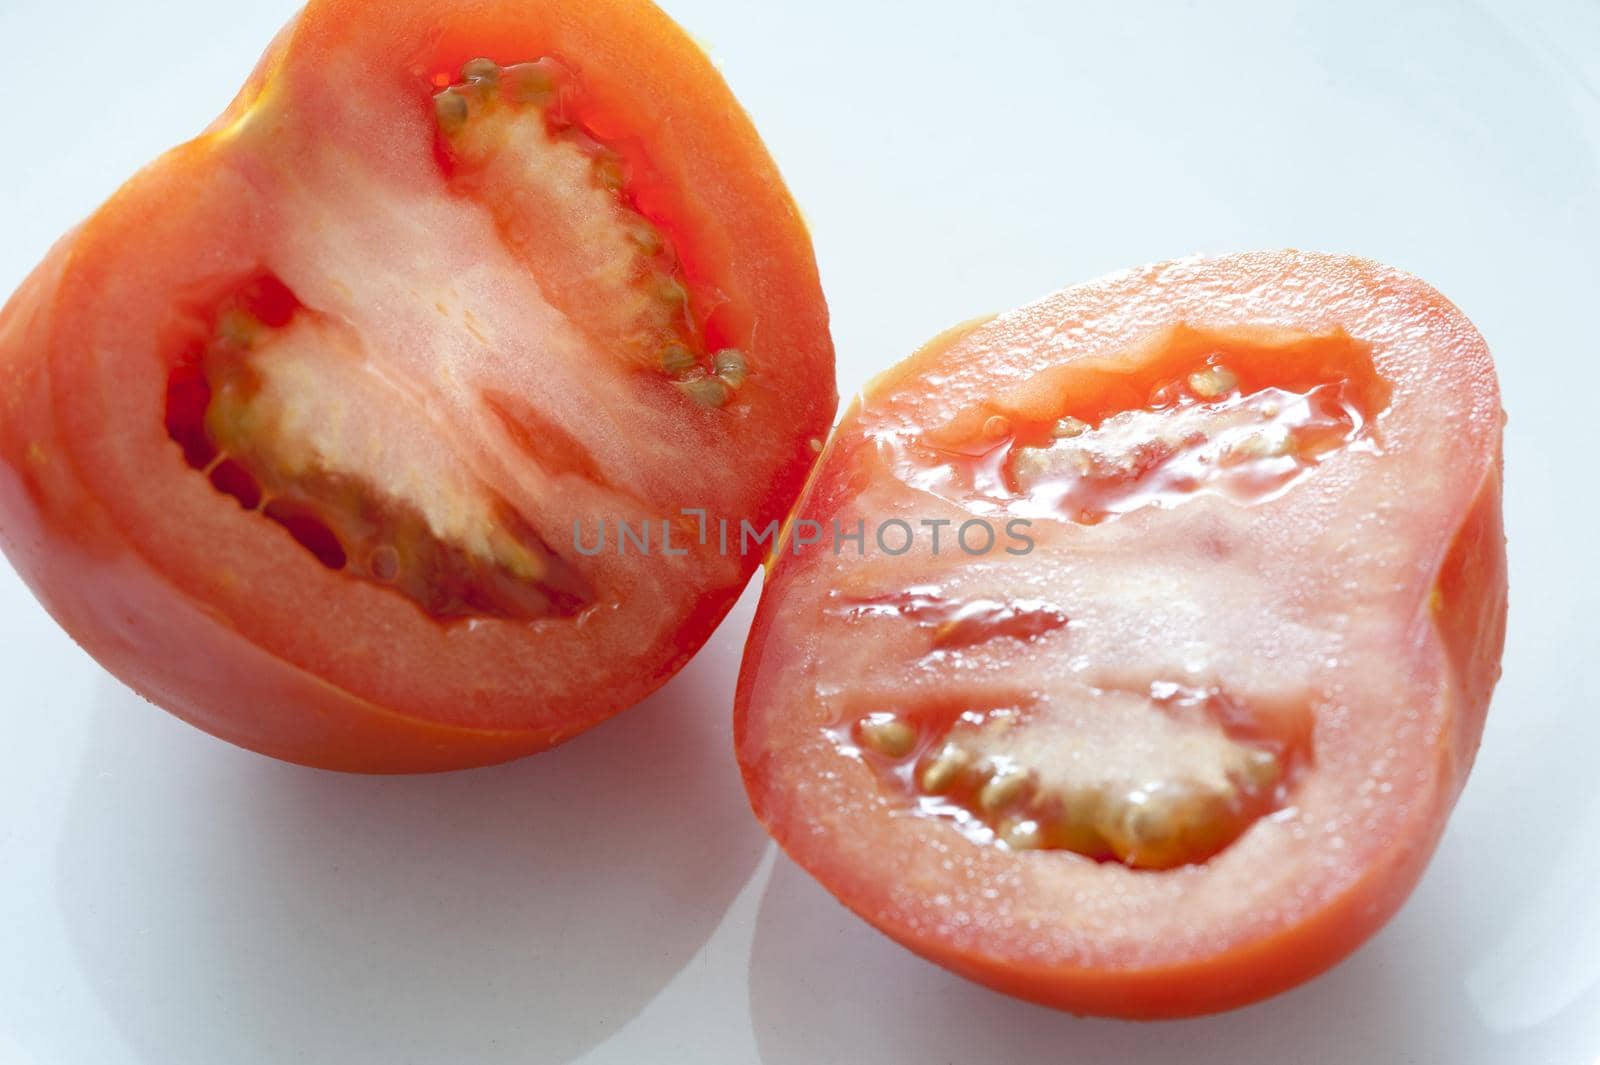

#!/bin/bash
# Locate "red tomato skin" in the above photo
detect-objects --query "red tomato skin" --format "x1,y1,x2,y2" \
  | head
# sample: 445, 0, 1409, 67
734, 252, 1507, 1018
0, 0, 835, 772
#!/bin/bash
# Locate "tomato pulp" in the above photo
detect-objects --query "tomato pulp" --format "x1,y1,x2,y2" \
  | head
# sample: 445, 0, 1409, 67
736, 252, 1505, 1017
0, 0, 835, 771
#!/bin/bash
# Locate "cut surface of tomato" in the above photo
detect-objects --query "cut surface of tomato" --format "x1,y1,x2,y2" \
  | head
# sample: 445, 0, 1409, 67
0, 0, 834, 771
735, 252, 1505, 1017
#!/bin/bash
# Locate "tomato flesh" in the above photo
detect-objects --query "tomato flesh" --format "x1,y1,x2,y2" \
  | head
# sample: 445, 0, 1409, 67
736, 252, 1506, 1017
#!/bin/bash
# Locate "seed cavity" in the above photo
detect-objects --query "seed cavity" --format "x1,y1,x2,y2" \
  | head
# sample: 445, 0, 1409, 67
833, 686, 1300, 870
165, 276, 593, 621
894, 327, 1389, 525
999, 358, 1371, 524
433, 58, 749, 407
837, 590, 1069, 652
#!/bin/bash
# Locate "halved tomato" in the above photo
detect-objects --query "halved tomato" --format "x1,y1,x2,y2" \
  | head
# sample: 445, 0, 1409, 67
0, 0, 834, 771
736, 252, 1505, 1017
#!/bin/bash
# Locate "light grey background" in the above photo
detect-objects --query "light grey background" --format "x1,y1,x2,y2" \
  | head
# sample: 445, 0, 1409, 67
2, 1, 1598, 1062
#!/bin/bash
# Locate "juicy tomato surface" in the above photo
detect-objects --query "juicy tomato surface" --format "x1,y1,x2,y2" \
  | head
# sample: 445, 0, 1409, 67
0, 0, 835, 771
736, 252, 1506, 1018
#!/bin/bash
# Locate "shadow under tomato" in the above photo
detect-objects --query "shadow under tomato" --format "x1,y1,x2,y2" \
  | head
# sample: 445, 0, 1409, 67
54, 593, 766, 1065
745, 838, 1531, 1065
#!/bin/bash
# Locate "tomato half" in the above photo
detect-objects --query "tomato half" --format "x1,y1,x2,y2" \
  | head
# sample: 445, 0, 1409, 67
0, 0, 835, 771
736, 252, 1505, 1018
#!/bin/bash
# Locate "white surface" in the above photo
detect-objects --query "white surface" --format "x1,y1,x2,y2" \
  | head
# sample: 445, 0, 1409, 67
1, 0, 1597, 1061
